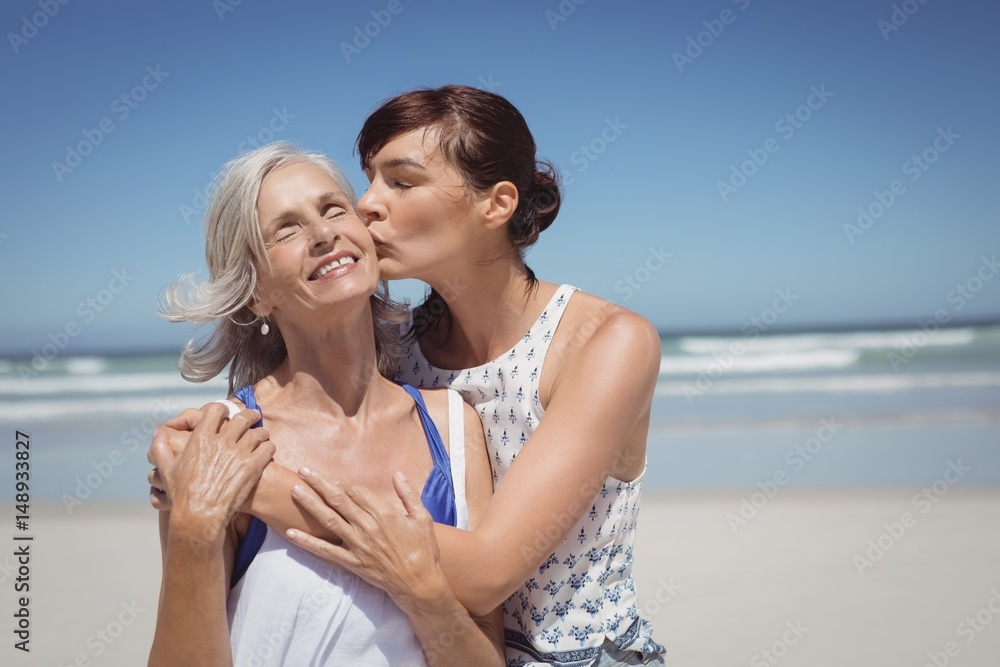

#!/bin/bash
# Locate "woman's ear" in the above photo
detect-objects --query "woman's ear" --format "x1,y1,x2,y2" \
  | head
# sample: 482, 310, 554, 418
481, 181, 519, 231
247, 293, 273, 318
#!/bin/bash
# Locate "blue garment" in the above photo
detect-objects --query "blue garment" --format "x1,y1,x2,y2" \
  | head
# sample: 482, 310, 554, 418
229, 383, 457, 588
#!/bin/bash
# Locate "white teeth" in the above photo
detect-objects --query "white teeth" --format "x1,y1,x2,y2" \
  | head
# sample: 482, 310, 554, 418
312, 256, 356, 279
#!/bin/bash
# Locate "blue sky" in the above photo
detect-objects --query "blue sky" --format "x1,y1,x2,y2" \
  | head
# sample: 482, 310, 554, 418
1, 0, 998, 355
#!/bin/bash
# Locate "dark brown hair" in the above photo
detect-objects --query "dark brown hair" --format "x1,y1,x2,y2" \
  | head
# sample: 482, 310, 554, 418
357, 85, 561, 339
357, 85, 561, 254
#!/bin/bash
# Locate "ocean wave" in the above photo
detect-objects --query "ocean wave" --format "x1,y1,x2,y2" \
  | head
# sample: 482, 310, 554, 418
649, 408, 1000, 435
0, 392, 225, 422
64, 356, 109, 375
661, 349, 860, 375
0, 372, 226, 396
656, 371, 1000, 396
677, 328, 977, 355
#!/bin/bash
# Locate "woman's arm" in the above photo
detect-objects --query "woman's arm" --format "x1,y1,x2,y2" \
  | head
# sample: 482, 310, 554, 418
149, 511, 239, 667
147, 405, 273, 667
437, 311, 662, 614
288, 470, 503, 666
287, 396, 504, 666
149, 396, 504, 667
287, 311, 661, 616
152, 312, 660, 617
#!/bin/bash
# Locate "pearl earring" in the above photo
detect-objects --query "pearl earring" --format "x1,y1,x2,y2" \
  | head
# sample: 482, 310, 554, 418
261, 321, 270, 335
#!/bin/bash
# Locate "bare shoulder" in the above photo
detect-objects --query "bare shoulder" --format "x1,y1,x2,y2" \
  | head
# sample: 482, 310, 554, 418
541, 290, 660, 404
557, 289, 661, 363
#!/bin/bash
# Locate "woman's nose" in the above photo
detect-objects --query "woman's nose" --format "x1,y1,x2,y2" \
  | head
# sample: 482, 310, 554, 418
357, 186, 384, 225
310, 216, 338, 250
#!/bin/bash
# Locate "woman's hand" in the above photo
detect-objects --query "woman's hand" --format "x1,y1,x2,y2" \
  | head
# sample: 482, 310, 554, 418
149, 403, 275, 545
147, 404, 234, 510
286, 468, 448, 612
287, 468, 506, 666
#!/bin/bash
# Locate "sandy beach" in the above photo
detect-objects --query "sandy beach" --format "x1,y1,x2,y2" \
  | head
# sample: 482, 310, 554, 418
2, 489, 998, 666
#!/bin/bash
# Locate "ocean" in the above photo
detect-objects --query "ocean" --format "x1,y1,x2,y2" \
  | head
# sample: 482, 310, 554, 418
2, 324, 998, 506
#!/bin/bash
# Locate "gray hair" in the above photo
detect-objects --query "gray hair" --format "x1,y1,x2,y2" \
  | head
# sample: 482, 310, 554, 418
160, 142, 408, 394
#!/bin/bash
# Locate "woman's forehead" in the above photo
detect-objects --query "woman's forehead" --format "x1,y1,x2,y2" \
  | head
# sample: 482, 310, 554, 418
372, 127, 445, 164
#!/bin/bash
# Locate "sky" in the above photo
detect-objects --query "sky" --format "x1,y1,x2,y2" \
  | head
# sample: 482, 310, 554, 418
1, 0, 998, 355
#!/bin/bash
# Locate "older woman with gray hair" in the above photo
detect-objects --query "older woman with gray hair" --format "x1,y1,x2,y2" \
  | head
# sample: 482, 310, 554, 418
147, 143, 502, 666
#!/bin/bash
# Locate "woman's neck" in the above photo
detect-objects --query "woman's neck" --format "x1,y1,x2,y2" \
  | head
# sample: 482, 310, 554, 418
424, 257, 552, 368
265, 305, 390, 420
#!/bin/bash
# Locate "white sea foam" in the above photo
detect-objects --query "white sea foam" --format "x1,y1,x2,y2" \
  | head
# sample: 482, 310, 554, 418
649, 408, 1000, 436
655, 371, 1000, 396
677, 327, 976, 356
64, 356, 109, 375
0, 392, 225, 422
0, 372, 227, 396
661, 349, 860, 375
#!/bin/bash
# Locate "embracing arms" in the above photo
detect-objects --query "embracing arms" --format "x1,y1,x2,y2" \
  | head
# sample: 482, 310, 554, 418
150, 398, 504, 666
154, 311, 661, 617
430, 312, 661, 613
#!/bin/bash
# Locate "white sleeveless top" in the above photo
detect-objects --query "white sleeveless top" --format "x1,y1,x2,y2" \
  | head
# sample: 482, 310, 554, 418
395, 285, 664, 666
224, 389, 469, 666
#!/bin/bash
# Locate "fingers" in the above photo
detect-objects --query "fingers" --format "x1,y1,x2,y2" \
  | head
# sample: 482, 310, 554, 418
149, 486, 171, 510
346, 482, 392, 523
291, 481, 354, 542
148, 467, 165, 490
298, 469, 372, 528
236, 426, 271, 454
164, 407, 205, 431
247, 439, 276, 472
153, 425, 192, 456
393, 471, 430, 521
150, 408, 206, 466
191, 402, 231, 437
220, 408, 262, 441
147, 433, 177, 468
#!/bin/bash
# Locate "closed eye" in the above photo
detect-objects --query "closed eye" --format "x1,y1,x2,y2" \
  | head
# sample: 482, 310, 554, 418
273, 221, 300, 243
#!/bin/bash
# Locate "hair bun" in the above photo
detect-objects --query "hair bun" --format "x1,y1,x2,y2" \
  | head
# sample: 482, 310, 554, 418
528, 161, 561, 235
510, 161, 561, 248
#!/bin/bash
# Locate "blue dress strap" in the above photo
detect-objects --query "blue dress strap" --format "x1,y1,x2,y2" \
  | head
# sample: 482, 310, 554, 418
400, 383, 457, 528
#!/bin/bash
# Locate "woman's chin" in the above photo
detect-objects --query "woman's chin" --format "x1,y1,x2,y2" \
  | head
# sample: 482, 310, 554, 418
376, 258, 410, 282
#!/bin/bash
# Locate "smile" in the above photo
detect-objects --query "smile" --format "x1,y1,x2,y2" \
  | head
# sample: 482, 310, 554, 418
309, 254, 357, 280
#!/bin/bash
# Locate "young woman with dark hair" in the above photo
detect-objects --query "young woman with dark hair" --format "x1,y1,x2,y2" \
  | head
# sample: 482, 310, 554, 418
152, 86, 666, 666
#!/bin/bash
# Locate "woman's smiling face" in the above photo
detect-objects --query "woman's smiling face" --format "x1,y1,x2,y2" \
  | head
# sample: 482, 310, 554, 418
254, 161, 380, 323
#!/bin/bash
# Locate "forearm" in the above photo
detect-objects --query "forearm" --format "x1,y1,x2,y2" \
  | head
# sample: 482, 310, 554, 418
434, 524, 516, 618
148, 520, 232, 667
401, 579, 504, 667
245, 461, 336, 540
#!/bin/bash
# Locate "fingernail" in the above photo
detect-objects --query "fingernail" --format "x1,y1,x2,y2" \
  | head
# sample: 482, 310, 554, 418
286, 529, 298, 540
292, 485, 304, 498
299, 466, 312, 478
395, 470, 407, 483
